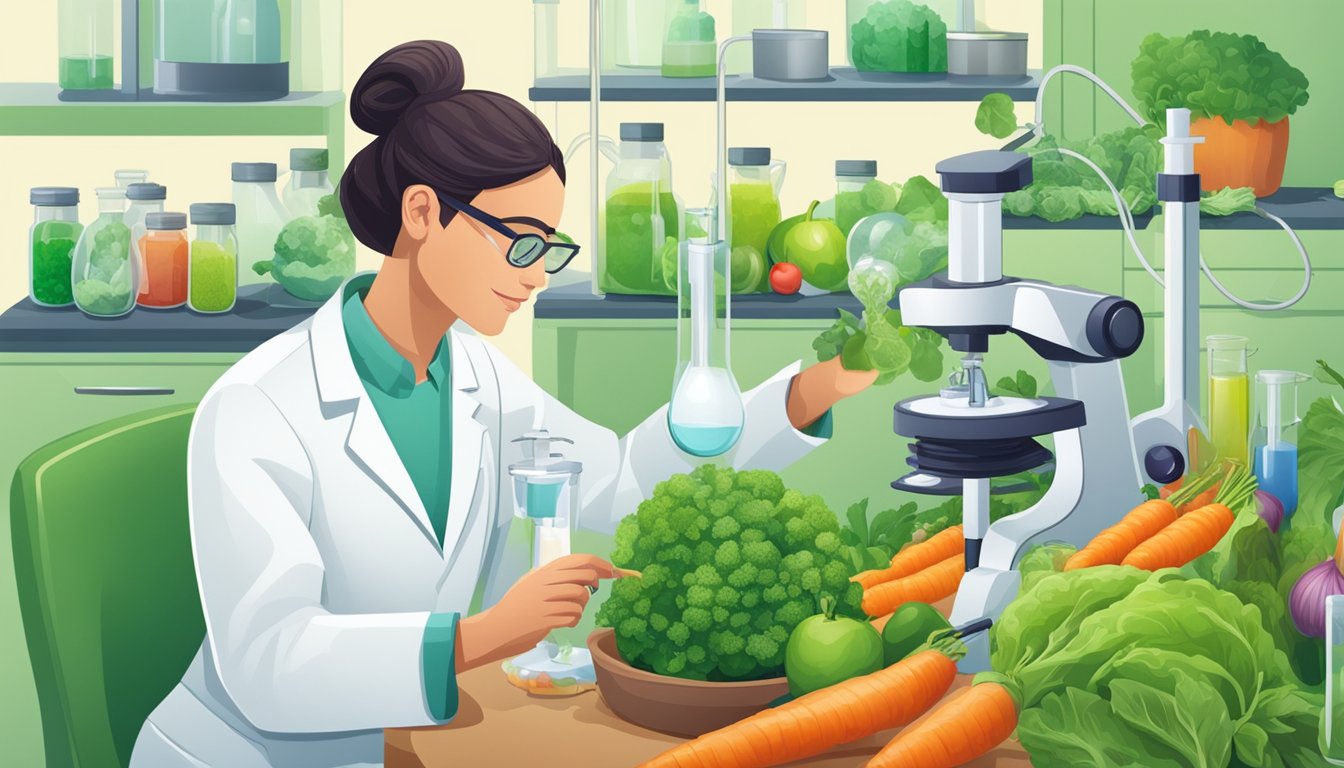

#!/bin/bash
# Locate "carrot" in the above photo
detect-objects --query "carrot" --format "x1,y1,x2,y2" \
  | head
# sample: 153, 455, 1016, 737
860, 554, 964, 618
639, 646, 962, 768
1177, 485, 1219, 515
854, 526, 964, 590
1063, 499, 1178, 570
867, 681, 1019, 768
1159, 477, 1183, 500
1121, 462, 1257, 571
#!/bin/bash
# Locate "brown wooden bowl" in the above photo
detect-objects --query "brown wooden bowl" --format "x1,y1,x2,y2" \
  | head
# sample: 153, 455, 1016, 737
587, 628, 789, 738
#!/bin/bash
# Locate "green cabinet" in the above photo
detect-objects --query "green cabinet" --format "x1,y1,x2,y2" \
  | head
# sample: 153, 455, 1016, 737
0, 353, 236, 768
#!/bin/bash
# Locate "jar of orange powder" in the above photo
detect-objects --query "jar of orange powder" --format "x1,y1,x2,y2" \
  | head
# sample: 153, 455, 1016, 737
138, 211, 189, 309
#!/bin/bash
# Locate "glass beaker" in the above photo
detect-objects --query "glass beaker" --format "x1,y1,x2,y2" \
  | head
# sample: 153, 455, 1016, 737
669, 207, 745, 458
663, 0, 717, 78
727, 147, 785, 294
600, 123, 682, 296
1254, 370, 1309, 521
58, 0, 115, 91
728, 0, 805, 74
835, 160, 882, 238
189, 204, 239, 314
29, 188, 82, 308
283, 148, 334, 219
846, 0, 951, 73
612, 0, 668, 69
1324, 595, 1344, 764
289, 0, 342, 91
1207, 335, 1251, 465
72, 188, 137, 318
232, 162, 289, 286
138, 212, 190, 309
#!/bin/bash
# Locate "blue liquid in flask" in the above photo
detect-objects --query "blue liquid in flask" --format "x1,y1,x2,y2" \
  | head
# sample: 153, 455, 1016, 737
670, 423, 744, 458
1254, 442, 1299, 518
526, 481, 564, 519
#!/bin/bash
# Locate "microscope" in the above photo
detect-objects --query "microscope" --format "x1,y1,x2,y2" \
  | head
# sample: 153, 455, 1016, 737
893, 150, 1149, 672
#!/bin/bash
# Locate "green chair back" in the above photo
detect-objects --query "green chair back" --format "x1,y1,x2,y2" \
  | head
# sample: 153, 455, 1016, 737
10, 405, 204, 768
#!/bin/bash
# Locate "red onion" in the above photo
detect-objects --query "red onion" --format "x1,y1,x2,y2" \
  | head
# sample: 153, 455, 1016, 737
1290, 558, 1344, 638
1254, 489, 1284, 534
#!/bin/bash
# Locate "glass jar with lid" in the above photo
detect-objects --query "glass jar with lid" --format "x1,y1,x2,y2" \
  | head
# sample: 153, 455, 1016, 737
58, 0, 114, 90
138, 212, 190, 309
663, 0, 717, 78
847, 0, 952, 73
72, 187, 137, 318
29, 187, 83, 308
726, 147, 785, 294
600, 123, 682, 296
232, 162, 289, 286
283, 148, 335, 219
189, 203, 240, 314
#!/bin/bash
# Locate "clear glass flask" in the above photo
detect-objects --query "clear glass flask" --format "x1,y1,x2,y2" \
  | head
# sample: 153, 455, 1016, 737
600, 123, 682, 296
728, 0, 805, 74
1254, 370, 1309, 521
189, 203, 240, 314
663, 0, 717, 78
1207, 335, 1250, 465
58, 0, 115, 91
72, 188, 137, 318
283, 148, 334, 219
727, 147, 785, 294
1324, 595, 1344, 764
668, 207, 745, 458
232, 162, 289, 286
29, 188, 82, 308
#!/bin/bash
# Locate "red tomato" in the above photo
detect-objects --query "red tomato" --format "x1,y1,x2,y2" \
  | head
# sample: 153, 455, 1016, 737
770, 262, 803, 295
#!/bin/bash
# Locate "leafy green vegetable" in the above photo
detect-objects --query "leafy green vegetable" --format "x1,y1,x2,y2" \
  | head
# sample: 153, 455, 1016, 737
1131, 30, 1310, 127
839, 498, 918, 572
317, 192, 346, 220
1002, 125, 1164, 222
995, 369, 1039, 399
1300, 397, 1344, 528
812, 308, 861, 363
1017, 542, 1077, 592
849, 0, 948, 74
255, 194, 357, 302
892, 175, 948, 223
975, 93, 1019, 139
1317, 359, 1344, 391
597, 465, 862, 682
1018, 686, 1189, 767
1200, 187, 1258, 216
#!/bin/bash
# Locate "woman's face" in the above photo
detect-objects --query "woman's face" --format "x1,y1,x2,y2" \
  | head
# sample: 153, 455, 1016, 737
410, 168, 565, 336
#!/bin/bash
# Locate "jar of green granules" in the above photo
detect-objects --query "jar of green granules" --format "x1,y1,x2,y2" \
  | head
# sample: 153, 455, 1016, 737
188, 203, 239, 314
28, 187, 83, 307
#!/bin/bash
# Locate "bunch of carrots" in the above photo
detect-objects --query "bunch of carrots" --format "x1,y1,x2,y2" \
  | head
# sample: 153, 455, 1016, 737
1065, 460, 1257, 572
853, 525, 966, 617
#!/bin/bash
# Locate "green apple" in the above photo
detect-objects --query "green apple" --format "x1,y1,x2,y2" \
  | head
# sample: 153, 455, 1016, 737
785, 596, 884, 697
783, 201, 849, 292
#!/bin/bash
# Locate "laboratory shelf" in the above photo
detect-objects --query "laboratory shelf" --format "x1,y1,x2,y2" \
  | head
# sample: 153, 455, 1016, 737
534, 281, 864, 320
0, 84, 348, 170
0, 285, 318, 353
1199, 187, 1344, 231
529, 68, 1042, 103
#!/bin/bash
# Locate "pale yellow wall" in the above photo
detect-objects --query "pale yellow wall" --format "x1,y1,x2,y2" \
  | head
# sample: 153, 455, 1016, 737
0, 1, 1041, 374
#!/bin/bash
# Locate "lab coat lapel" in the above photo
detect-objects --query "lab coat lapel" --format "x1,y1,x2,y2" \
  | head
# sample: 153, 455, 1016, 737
442, 330, 487, 567
308, 289, 442, 553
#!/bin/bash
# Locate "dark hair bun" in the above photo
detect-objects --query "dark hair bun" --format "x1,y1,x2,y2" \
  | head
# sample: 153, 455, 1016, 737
350, 40, 466, 136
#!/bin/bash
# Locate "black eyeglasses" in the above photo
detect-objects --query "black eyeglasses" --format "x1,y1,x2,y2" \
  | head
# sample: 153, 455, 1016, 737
436, 193, 581, 274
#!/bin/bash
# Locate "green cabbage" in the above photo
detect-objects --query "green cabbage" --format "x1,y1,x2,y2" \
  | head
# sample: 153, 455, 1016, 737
254, 194, 356, 302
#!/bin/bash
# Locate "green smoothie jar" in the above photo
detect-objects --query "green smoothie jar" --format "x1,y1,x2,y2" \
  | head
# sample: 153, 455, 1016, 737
662, 0, 717, 78
835, 160, 882, 237
29, 187, 83, 308
727, 148, 785, 294
71, 188, 137, 318
189, 203, 240, 314
600, 123, 682, 296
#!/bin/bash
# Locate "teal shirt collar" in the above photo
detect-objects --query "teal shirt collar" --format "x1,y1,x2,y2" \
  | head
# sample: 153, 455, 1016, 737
341, 274, 451, 397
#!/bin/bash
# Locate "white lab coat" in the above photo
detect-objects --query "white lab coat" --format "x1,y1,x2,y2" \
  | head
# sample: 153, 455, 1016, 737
129, 282, 828, 768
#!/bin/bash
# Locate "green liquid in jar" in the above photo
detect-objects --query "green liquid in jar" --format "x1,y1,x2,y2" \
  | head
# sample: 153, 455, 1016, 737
662, 42, 716, 78
602, 184, 680, 295
31, 220, 82, 307
190, 242, 239, 313
59, 55, 114, 90
730, 183, 780, 293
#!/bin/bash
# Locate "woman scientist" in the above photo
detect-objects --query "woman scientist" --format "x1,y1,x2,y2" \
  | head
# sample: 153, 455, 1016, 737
131, 40, 875, 768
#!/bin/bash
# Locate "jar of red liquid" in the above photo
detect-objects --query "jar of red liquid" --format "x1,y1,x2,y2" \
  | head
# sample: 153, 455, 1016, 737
138, 211, 189, 309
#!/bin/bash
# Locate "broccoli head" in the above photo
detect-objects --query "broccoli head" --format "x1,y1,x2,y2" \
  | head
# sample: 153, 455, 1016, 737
596, 465, 863, 682
255, 209, 356, 302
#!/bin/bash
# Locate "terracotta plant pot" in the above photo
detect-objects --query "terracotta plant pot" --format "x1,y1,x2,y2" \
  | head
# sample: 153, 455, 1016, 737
1191, 116, 1290, 198
588, 628, 789, 737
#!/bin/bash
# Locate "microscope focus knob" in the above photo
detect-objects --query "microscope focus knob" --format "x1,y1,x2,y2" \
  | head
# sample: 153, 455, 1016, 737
1144, 445, 1186, 485
1086, 297, 1145, 359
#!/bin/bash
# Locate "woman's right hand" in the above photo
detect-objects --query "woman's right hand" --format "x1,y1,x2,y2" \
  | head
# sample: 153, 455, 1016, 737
455, 554, 616, 669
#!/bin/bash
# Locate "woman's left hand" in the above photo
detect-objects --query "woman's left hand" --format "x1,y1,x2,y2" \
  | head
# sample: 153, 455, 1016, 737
786, 357, 879, 432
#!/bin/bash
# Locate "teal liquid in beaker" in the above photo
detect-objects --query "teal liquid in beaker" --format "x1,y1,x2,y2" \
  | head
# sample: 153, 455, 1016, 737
669, 423, 743, 458
526, 482, 564, 519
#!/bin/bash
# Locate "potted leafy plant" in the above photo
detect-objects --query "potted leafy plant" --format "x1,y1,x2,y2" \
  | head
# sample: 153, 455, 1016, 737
1131, 30, 1310, 197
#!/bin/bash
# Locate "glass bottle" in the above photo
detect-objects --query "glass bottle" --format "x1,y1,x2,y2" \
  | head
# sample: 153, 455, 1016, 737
138, 212, 190, 309
1207, 335, 1251, 465
663, 0, 717, 78
232, 162, 289, 286
1254, 370, 1310, 521
189, 204, 240, 314
71, 188, 137, 318
600, 123, 682, 296
220, 0, 283, 64
613, 0, 668, 69
58, 0, 114, 91
125, 183, 169, 307
728, 0, 804, 74
668, 207, 744, 458
835, 160, 880, 237
283, 148, 334, 219
289, 0, 342, 91
114, 169, 150, 192
726, 147, 785, 294
28, 187, 83, 308
1324, 595, 1344, 764
846, 0, 951, 73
